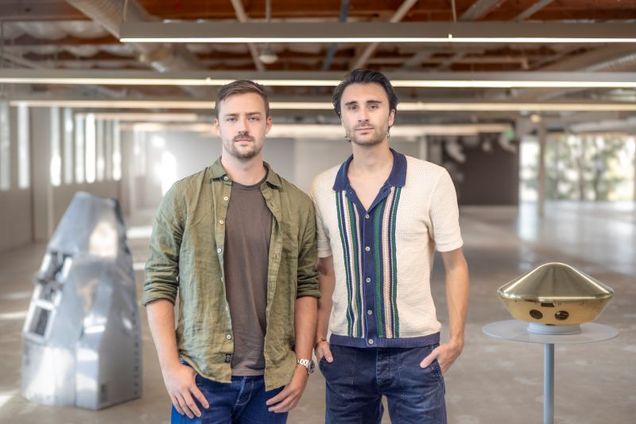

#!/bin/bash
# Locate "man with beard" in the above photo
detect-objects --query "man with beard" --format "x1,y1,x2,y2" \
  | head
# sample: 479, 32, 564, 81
311, 69, 469, 423
144, 80, 319, 423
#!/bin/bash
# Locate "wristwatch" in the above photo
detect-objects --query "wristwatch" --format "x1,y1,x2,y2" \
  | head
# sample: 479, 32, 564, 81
296, 358, 315, 374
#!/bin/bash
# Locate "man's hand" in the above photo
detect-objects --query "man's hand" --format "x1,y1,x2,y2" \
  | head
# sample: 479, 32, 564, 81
314, 340, 333, 363
266, 366, 310, 413
162, 362, 209, 419
419, 339, 464, 374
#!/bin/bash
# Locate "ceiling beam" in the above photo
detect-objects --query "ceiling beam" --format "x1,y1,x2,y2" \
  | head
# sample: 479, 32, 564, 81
10, 96, 636, 112
514, 0, 554, 21
1, 69, 635, 89
229, 0, 265, 71
350, 0, 419, 69
459, 0, 502, 21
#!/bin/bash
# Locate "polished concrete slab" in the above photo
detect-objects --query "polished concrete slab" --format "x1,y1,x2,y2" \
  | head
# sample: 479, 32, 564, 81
0, 202, 634, 423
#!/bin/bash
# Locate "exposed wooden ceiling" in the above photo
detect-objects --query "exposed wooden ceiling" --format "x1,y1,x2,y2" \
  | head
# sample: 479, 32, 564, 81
1, 0, 635, 121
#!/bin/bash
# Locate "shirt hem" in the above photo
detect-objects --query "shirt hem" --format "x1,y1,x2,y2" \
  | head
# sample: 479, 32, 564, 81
329, 332, 440, 348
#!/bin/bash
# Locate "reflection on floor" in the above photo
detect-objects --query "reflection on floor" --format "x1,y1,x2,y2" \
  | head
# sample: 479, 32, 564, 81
0, 202, 634, 424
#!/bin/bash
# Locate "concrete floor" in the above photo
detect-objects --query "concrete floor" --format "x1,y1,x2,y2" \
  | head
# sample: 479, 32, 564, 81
1, 202, 634, 423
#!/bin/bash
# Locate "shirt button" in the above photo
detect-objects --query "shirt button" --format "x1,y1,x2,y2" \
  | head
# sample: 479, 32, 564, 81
365, 214, 370, 219
223, 196, 229, 201
219, 219, 224, 225
368, 339, 374, 345
365, 246, 371, 252
226, 334, 232, 340
365, 277, 371, 283
217, 248, 222, 254
367, 309, 373, 315
224, 354, 232, 363
223, 176, 229, 181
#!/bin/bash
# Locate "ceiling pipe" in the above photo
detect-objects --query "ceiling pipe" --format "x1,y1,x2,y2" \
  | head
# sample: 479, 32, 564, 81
66, 0, 207, 97
321, 0, 349, 71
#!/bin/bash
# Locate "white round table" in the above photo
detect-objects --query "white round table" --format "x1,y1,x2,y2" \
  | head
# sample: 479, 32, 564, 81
483, 320, 618, 424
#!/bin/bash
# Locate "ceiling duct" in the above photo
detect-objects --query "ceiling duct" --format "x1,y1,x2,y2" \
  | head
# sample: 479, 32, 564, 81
66, 0, 206, 97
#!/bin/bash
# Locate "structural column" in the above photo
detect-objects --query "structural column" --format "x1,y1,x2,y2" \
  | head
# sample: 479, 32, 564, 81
537, 122, 547, 218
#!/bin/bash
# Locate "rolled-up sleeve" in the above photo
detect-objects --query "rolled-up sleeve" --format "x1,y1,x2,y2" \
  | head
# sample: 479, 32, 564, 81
143, 183, 185, 305
295, 201, 320, 299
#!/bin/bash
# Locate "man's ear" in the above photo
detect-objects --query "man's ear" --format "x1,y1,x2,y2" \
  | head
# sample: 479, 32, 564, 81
213, 117, 220, 136
388, 109, 396, 127
265, 115, 273, 135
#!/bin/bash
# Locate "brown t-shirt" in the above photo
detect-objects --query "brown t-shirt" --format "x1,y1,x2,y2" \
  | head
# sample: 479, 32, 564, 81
223, 178, 272, 376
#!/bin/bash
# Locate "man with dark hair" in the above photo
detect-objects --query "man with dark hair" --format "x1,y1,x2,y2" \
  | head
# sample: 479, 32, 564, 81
312, 69, 469, 423
145, 79, 319, 423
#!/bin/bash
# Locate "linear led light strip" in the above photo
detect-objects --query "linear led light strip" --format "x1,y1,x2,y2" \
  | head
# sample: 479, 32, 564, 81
121, 36, 636, 44
10, 99, 636, 112
2, 78, 636, 89
122, 123, 512, 136
118, 22, 636, 44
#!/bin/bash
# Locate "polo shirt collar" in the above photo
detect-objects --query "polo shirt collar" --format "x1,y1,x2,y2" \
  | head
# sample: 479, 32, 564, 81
333, 148, 407, 191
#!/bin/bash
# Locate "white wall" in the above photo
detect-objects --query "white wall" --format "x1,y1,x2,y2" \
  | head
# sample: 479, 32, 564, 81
123, 129, 429, 214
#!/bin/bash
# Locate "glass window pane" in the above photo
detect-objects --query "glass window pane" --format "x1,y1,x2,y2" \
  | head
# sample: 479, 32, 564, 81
85, 113, 96, 184
50, 107, 61, 187
0, 100, 10, 191
74, 114, 85, 184
113, 120, 121, 181
63, 108, 74, 184
96, 119, 105, 182
18, 104, 30, 189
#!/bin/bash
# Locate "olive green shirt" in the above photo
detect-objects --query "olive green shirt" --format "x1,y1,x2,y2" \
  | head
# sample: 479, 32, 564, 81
143, 158, 320, 390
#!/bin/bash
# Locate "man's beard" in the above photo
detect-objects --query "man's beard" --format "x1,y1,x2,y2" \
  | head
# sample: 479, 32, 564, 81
348, 125, 388, 146
224, 135, 261, 159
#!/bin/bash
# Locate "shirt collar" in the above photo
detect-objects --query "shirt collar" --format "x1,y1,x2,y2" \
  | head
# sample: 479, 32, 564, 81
210, 157, 282, 189
333, 148, 407, 191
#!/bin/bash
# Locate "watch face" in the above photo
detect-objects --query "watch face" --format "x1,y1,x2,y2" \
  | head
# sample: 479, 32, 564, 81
298, 358, 315, 374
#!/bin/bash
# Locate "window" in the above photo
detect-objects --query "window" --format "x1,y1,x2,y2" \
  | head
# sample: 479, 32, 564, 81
85, 113, 96, 184
96, 119, 105, 182
63, 108, 74, 185
0, 100, 10, 191
17, 104, 30, 189
112, 120, 121, 181
74, 114, 85, 184
50, 107, 61, 187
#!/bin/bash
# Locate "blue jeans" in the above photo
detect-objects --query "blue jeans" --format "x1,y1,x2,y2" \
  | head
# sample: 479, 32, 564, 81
320, 344, 446, 424
170, 375, 288, 424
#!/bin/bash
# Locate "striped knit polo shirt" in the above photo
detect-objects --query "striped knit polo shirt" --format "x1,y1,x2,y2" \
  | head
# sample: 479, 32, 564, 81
311, 149, 463, 348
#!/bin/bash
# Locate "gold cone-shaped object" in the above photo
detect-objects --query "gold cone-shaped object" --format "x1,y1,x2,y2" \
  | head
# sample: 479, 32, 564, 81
498, 262, 614, 326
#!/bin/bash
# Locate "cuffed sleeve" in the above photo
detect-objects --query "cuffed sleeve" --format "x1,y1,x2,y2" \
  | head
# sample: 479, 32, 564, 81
143, 182, 185, 306
296, 201, 320, 299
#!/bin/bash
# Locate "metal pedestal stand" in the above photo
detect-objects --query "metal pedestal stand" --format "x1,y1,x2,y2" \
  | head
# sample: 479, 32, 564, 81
483, 320, 618, 424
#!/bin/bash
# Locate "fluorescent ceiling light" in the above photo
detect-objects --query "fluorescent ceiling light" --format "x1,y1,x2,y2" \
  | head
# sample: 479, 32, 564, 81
2, 70, 636, 89
75, 112, 200, 121
11, 98, 636, 112
122, 123, 512, 138
120, 22, 636, 44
